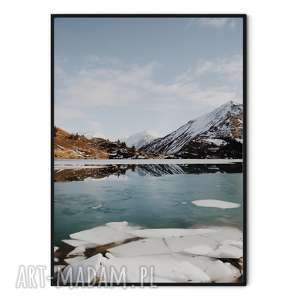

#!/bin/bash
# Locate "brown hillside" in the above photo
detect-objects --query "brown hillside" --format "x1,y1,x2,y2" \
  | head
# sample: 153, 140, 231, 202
54, 127, 108, 159
54, 127, 148, 159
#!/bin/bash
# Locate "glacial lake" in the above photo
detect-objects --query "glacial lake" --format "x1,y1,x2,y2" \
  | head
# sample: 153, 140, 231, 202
54, 163, 243, 246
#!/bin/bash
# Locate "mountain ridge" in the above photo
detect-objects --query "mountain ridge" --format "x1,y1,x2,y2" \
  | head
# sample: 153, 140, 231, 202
141, 101, 243, 158
54, 127, 153, 159
54, 101, 243, 159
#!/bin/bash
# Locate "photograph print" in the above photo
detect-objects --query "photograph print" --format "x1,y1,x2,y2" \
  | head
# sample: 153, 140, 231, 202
52, 15, 246, 286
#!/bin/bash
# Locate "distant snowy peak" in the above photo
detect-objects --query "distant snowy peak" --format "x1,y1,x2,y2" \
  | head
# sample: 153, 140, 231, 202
126, 131, 158, 149
142, 101, 243, 155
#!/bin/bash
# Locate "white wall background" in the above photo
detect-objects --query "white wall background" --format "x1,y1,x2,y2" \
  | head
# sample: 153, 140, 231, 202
0, 0, 300, 298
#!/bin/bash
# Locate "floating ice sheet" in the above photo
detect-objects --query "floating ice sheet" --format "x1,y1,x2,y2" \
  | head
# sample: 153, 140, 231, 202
99, 254, 210, 283
58, 222, 243, 284
70, 224, 135, 245
67, 246, 86, 257
54, 265, 65, 274
62, 254, 103, 284
201, 227, 243, 243
192, 199, 240, 209
165, 235, 218, 253
128, 228, 215, 238
62, 239, 97, 248
172, 254, 241, 283
109, 238, 171, 257
64, 256, 86, 265
183, 243, 242, 259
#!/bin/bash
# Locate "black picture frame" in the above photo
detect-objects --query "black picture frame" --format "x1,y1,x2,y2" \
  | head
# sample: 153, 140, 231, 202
51, 14, 247, 287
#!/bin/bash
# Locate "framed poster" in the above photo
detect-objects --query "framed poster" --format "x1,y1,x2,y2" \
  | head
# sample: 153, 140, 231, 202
51, 14, 247, 286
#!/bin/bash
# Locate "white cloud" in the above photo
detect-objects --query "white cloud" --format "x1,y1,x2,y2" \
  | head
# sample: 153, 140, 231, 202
55, 56, 242, 137
195, 18, 238, 29
177, 55, 243, 83
56, 57, 241, 106
56, 62, 160, 108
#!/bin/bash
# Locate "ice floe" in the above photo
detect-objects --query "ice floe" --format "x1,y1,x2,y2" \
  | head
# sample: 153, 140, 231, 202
192, 199, 240, 209
183, 243, 242, 259
106, 221, 130, 230
62, 254, 103, 284
165, 235, 217, 253
62, 239, 97, 248
109, 238, 171, 257
54, 265, 65, 274
128, 228, 215, 238
109, 227, 243, 259
180, 228, 243, 258
64, 256, 86, 265
213, 244, 242, 259
200, 227, 243, 243
70, 224, 135, 245
172, 254, 240, 283
105, 252, 115, 259
67, 246, 86, 257
56, 222, 243, 284
99, 254, 210, 283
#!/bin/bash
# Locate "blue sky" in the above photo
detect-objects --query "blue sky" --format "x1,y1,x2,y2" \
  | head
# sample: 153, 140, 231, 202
54, 17, 243, 140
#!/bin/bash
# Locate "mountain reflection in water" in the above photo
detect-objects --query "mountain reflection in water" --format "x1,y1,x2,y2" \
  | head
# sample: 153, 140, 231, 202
54, 163, 242, 182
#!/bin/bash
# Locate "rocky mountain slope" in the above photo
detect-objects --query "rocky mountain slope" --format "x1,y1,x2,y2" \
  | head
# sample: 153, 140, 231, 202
54, 127, 150, 159
54, 101, 243, 159
142, 101, 243, 158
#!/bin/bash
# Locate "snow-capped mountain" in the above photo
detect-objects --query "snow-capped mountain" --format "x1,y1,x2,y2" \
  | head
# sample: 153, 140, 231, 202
142, 101, 243, 156
125, 131, 158, 149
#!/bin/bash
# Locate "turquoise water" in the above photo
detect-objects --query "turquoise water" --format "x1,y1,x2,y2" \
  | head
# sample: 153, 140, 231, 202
54, 164, 243, 246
